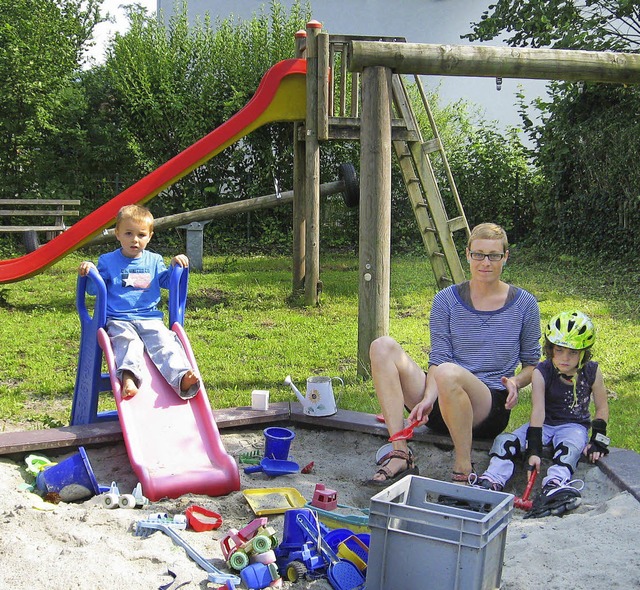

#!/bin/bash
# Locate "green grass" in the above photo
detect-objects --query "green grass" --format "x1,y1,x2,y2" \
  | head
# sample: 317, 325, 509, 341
1, 249, 638, 453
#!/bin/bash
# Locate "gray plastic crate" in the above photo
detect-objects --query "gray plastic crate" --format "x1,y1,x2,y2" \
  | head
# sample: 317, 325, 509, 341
365, 475, 514, 590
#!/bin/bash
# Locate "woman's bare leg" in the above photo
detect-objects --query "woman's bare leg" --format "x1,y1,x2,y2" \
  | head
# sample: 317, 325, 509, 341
369, 336, 427, 481
431, 363, 493, 476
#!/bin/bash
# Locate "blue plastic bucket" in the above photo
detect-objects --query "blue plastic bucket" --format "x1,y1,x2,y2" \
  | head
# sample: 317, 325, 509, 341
36, 446, 100, 502
263, 427, 295, 460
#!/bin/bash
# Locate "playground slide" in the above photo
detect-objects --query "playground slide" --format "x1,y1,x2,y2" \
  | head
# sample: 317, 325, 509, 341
0, 58, 307, 284
97, 323, 240, 500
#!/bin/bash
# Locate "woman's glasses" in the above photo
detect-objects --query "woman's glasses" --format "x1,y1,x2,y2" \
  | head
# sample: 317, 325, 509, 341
469, 251, 505, 262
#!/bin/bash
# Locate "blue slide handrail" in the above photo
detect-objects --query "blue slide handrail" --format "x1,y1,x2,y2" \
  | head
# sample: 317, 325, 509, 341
70, 265, 189, 425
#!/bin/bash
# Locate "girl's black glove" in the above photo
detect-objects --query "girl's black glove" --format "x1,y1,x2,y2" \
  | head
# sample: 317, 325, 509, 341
586, 419, 610, 459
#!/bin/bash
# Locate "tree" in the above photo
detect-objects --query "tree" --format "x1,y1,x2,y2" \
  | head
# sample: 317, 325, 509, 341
464, 1, 640, 258
394, 85, 540, 250
33, 65, 142, 217
527, 82, 640, 257
0, 0, 102, 201
104, 0, 311, 236
464, 0, 640, 51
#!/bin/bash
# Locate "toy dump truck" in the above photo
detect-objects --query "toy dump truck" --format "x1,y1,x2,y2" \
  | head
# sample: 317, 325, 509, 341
274, 508, 330, 582
220, 517, 279, 571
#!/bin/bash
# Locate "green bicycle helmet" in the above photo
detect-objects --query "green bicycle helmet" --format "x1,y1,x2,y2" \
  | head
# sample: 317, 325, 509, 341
545, 310, 596, 351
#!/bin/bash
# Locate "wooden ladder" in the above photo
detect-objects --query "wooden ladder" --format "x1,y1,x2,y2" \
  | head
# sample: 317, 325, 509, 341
390, 74, 470, 288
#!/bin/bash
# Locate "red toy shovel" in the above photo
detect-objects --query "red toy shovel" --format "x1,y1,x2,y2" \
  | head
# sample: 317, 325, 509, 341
388, 419, 421, 442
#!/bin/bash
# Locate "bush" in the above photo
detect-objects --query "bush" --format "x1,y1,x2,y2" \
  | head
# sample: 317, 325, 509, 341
530, 83, 640, 259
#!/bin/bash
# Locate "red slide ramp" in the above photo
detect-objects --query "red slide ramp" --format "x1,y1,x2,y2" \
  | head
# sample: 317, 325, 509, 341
0, 58, 307, 284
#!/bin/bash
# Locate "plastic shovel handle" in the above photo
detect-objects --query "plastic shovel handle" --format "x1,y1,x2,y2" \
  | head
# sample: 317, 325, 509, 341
243, 464, 264, 474
522, 468, 538, 500
388, 419, 421, 442
514, 468, 538, 510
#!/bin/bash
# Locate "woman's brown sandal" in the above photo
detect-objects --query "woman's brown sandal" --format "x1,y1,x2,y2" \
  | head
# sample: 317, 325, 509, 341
451, 463, 476, 484
367, 449, 419, 487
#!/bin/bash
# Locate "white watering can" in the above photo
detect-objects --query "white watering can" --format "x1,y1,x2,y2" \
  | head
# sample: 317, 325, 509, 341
284, 375, 344, 417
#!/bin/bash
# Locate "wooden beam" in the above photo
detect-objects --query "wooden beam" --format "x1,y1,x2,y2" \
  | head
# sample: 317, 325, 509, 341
317, 32, 330, 141
292, 130, 306, 292
0, 404, 291, 456
304, 21, 322, 306
288, 404, 490, 449
349, 41, 640, 84
292, 30, 308, 293
86, 181, 344, 247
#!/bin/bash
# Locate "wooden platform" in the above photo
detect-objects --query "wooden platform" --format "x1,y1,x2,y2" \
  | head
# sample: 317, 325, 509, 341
597, 447, 640, 502
288, 404, 492, 450
0, 402, 485, 455
1, 402, 638, 503
0, 403, 290, 456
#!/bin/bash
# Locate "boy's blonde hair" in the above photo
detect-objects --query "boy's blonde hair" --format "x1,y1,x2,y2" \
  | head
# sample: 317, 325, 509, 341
116, 205, 154, 232
467, 222, 509, 251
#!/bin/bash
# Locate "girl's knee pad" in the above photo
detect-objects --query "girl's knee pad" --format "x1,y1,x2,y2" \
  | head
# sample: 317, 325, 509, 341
489, 432, 521, 460
552, 442, 582, 474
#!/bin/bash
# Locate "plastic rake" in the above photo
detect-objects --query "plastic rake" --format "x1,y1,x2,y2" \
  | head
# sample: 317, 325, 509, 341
134, 514, 240, 586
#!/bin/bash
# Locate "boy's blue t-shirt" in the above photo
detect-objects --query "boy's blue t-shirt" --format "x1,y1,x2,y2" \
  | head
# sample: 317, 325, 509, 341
94, 249, 171, 321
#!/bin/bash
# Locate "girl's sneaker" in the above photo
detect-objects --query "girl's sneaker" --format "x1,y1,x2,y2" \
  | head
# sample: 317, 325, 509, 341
469, 473, 504, 492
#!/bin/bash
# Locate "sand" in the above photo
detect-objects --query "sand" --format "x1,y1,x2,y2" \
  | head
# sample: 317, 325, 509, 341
0, 426, 638, 589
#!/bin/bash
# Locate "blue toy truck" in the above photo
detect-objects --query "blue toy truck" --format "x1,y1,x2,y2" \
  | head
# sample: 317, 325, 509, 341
274, 508, 330, 582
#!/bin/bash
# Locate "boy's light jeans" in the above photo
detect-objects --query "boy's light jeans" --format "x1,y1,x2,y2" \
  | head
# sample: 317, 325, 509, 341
106, 318, 192, 397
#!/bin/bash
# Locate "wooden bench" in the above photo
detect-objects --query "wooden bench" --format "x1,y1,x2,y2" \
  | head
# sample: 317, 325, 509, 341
0, 198, 81, 233
0, 198, 81, 250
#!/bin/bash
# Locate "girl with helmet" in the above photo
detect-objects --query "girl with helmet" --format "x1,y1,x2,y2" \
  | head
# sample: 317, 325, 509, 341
472, 310, 610, 518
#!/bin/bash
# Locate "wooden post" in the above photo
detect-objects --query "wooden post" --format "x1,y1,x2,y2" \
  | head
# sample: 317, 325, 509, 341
292, 30, 307, 293
317, 33, 330, 141
349, 41, 640, 83
357, 66, 392, 377
304, 20, 322, 306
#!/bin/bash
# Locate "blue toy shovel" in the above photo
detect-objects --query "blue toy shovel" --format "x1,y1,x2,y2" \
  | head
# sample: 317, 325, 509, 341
243, 457, 300, 477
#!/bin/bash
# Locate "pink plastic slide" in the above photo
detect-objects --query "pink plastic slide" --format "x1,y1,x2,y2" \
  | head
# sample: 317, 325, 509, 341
0, 58, 307, 284
98, 324, 240, 500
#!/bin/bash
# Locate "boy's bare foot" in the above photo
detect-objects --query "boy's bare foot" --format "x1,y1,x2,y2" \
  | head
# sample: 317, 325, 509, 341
179, 370, 200, 399
181, 370, 199, 390
121, 371, 138, 399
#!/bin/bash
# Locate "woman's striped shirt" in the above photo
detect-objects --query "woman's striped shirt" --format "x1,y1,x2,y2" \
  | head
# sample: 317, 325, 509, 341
428, 283, 541, 390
